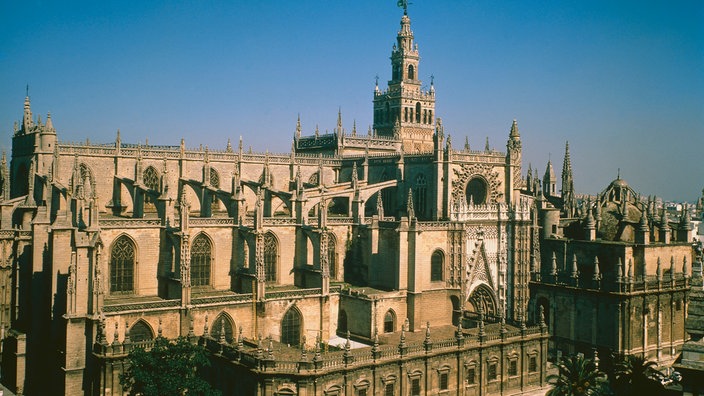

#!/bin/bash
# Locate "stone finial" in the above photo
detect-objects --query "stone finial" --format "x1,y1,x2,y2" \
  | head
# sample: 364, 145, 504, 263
376, 190, 384, 218
188, 316, 195, 338
123, 321, 131, 344
571, 254, 579, 278
203, 314, 209, 335
539, 305, 546, 328
656, 257, 663, 281
158, 318, 163, 338
683, 256, 689, 278
616, 257, 624, 283
627, 258, 633, 282
112, 322, 120, 346
407, 188, 415, 220
550, 252, 558, 277
592, 256, 601, 281
219, 319, 226, 344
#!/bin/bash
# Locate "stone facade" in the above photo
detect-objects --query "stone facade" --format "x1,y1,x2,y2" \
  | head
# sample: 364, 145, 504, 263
529, 143, 698, 365
0, 8, 581, 396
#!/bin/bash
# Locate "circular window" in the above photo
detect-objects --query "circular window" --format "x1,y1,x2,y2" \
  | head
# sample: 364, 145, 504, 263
466, 177, 488, 205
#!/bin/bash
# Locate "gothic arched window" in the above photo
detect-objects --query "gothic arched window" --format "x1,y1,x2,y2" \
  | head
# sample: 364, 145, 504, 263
408, 64, 415, 80
466, 177, 488, 205
383, 309, 396, 333
414, 174, 427, 217
281, 307, 302, 346
431, 250, 444, 282
143, 166, 159, 211
129, 320, 154, 342
143, 166, 159, 191
415, 102, 421, 123
110, 235, 135, 294
211, 313, 235, 343
191, 234, 212, 287
264, 233, 278, 282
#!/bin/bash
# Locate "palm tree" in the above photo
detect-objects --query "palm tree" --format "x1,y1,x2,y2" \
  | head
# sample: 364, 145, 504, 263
547, 354, 609, 396
612, 354, 660, 395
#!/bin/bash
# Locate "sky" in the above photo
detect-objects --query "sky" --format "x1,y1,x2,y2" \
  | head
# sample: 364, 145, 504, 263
1, 1, 702, 202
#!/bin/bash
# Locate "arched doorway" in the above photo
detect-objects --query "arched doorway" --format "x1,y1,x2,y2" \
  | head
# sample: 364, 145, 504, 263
468, 284, 497, 318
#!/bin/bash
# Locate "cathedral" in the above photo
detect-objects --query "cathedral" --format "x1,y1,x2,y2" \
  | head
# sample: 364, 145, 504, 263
0, 5, 696, 396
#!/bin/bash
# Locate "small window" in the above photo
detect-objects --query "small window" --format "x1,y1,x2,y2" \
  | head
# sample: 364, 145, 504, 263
384, 310, 396, 333
488, 363, 497, 381
357, 389, 366, 396
408, 64, 415, 80
431, 250, 444, 281
411, 378, 421, 396
508, 359, 518, 376
384, 383, 394, 396
466, 368, 476, 385
529, 356, 538, 373
552, 224, 557, 234
439, 372, 449, 390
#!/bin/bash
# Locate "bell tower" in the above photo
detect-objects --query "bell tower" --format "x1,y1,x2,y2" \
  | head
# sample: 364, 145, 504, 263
373, 7, 436, 153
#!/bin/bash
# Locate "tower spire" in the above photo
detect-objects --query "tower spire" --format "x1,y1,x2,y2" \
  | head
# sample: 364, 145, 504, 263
561, 141, 576, 216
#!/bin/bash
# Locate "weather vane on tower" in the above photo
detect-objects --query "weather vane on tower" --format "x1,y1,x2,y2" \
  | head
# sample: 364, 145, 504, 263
397, 0, 411, 15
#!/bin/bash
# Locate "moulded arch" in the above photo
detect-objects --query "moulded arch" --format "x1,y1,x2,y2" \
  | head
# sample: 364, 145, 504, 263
211, 311, 236, 343
281, 305, 303, 346
383, 309, 397, 333
466, 176, 488, 205
467, 283, 497, 317
430, 249, 444, 282
182, 183, 202, 214
128, 319, 155, 342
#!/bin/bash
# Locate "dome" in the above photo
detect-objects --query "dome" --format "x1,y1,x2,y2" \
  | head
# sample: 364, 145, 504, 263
610, 178, 628, 188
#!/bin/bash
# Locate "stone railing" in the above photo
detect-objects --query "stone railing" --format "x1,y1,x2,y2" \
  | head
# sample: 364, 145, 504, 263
103, 298, 180, 313
99, 218, 163, 228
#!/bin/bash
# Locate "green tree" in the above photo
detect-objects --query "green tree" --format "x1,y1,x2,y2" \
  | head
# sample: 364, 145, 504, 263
119, 336, 221, 396
547, 354, 609, 396
611, 354, 660, 396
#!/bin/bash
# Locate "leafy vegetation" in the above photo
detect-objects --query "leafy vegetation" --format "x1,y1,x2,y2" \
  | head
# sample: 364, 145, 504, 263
119, 336, 221, 396
547, 353, 609, 396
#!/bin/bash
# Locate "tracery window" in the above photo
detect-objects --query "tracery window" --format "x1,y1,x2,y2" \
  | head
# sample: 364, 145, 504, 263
414, 174, 427, 217
211, 313, 234, 343
143, 166, 159, 211
431, 250, 444, 282
281, 307, 302, 346
110, 236, 135, 293
143, 166, 159, 191
264, 233, 278, 282
129, 320, 154, 342
191, 234, 212, 287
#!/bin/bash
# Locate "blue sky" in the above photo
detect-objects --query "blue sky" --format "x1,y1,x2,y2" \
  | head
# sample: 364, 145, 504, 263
1, 1, 702, 201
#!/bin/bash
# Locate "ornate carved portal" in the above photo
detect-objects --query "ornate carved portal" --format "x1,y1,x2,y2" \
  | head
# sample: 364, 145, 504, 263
467, 284, 497, 317
452, 163, 503, 204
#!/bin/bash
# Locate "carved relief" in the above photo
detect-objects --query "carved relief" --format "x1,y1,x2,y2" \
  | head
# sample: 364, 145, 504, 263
452, 163, 503, 203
